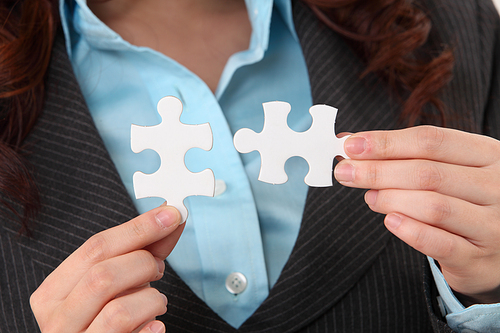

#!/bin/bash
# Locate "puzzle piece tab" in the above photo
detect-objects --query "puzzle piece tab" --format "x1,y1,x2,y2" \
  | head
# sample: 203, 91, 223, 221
131, 96, 214, 222
233, 101, 349, 187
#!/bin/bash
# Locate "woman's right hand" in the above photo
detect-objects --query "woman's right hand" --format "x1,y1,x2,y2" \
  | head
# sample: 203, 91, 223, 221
30, 204, 184, 333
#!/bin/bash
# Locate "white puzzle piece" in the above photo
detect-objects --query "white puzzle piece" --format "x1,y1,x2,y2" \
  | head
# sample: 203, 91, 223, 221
233, 101, 349, 187
131, 96, 215, 222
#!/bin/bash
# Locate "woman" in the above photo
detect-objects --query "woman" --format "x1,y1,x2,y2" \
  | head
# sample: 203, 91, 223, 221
1, 0, 499, 332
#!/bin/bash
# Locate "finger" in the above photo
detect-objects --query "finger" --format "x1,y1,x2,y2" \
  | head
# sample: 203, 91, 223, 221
383, 212, 478, 269
139, 320, 166, 333
39, 205, 181, 301
58, 250, 164, 331
344, 126, 500, 167
365, 189, 495, 242
387, 212, 500, 300
87, 287, 167, 333
144, 222, 185, 259
334, 159, 497, 205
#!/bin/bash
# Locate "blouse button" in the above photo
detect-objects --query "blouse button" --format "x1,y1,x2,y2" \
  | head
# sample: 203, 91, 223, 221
214, 179, 227, 196
225, 272, 247, 295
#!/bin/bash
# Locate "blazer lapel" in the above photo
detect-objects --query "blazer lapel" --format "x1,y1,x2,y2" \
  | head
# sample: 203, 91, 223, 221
14, 32, 139, 273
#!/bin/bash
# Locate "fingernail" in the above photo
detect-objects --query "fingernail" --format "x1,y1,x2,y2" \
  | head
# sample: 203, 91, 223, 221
385, 214, 402, 229
156, 257, 165, 275
345, 136, 367, 155
334, 163, 355, 183
148, 321, 165, 333
365, 190, 378, 206
155, 207, 180, 229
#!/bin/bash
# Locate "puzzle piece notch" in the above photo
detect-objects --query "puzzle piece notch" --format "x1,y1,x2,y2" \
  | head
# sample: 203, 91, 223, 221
233, 101, 349, 187
131, 96, 215, 222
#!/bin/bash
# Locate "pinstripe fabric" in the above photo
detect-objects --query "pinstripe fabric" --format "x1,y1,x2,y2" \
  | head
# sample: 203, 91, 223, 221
0, 32, 140, 332
0, 0, 498, 332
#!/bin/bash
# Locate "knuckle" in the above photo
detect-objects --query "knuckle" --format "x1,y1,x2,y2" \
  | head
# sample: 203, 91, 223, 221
365, 163, 381, 187
412, 227, 431, 253
128, 218, 149, 241
30, 285, 54, 317
136, 250, 159, 278
151, 289, 168, 314
493, 138, 500, 157
412, 226, 455, 260
483, 172, 500, 202
378, 192, 401, 214
437, 238, 455, 260
85, 264, 115, 297
417, 126, 445, 153
151, 288, 168, 310
102, 301, 132, 330
82, 234, 110, 264
424, 198, 451, 224
30, 291, 62, 332
29, 289, 41, 309
377, 132, 394, 158
416, 163, 442, 190
29, 290, 45, 316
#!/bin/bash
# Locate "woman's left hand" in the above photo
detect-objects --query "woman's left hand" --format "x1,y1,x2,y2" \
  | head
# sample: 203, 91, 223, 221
334, 125, 500, 305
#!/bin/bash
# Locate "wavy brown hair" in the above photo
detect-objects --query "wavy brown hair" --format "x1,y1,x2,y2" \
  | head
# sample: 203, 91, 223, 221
0, 0, 58, 234
302, 0, 454, 126
1, 0, 453, 233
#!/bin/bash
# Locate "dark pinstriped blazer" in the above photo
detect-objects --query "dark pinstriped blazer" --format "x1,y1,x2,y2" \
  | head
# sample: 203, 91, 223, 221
0, 0, 498, 332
